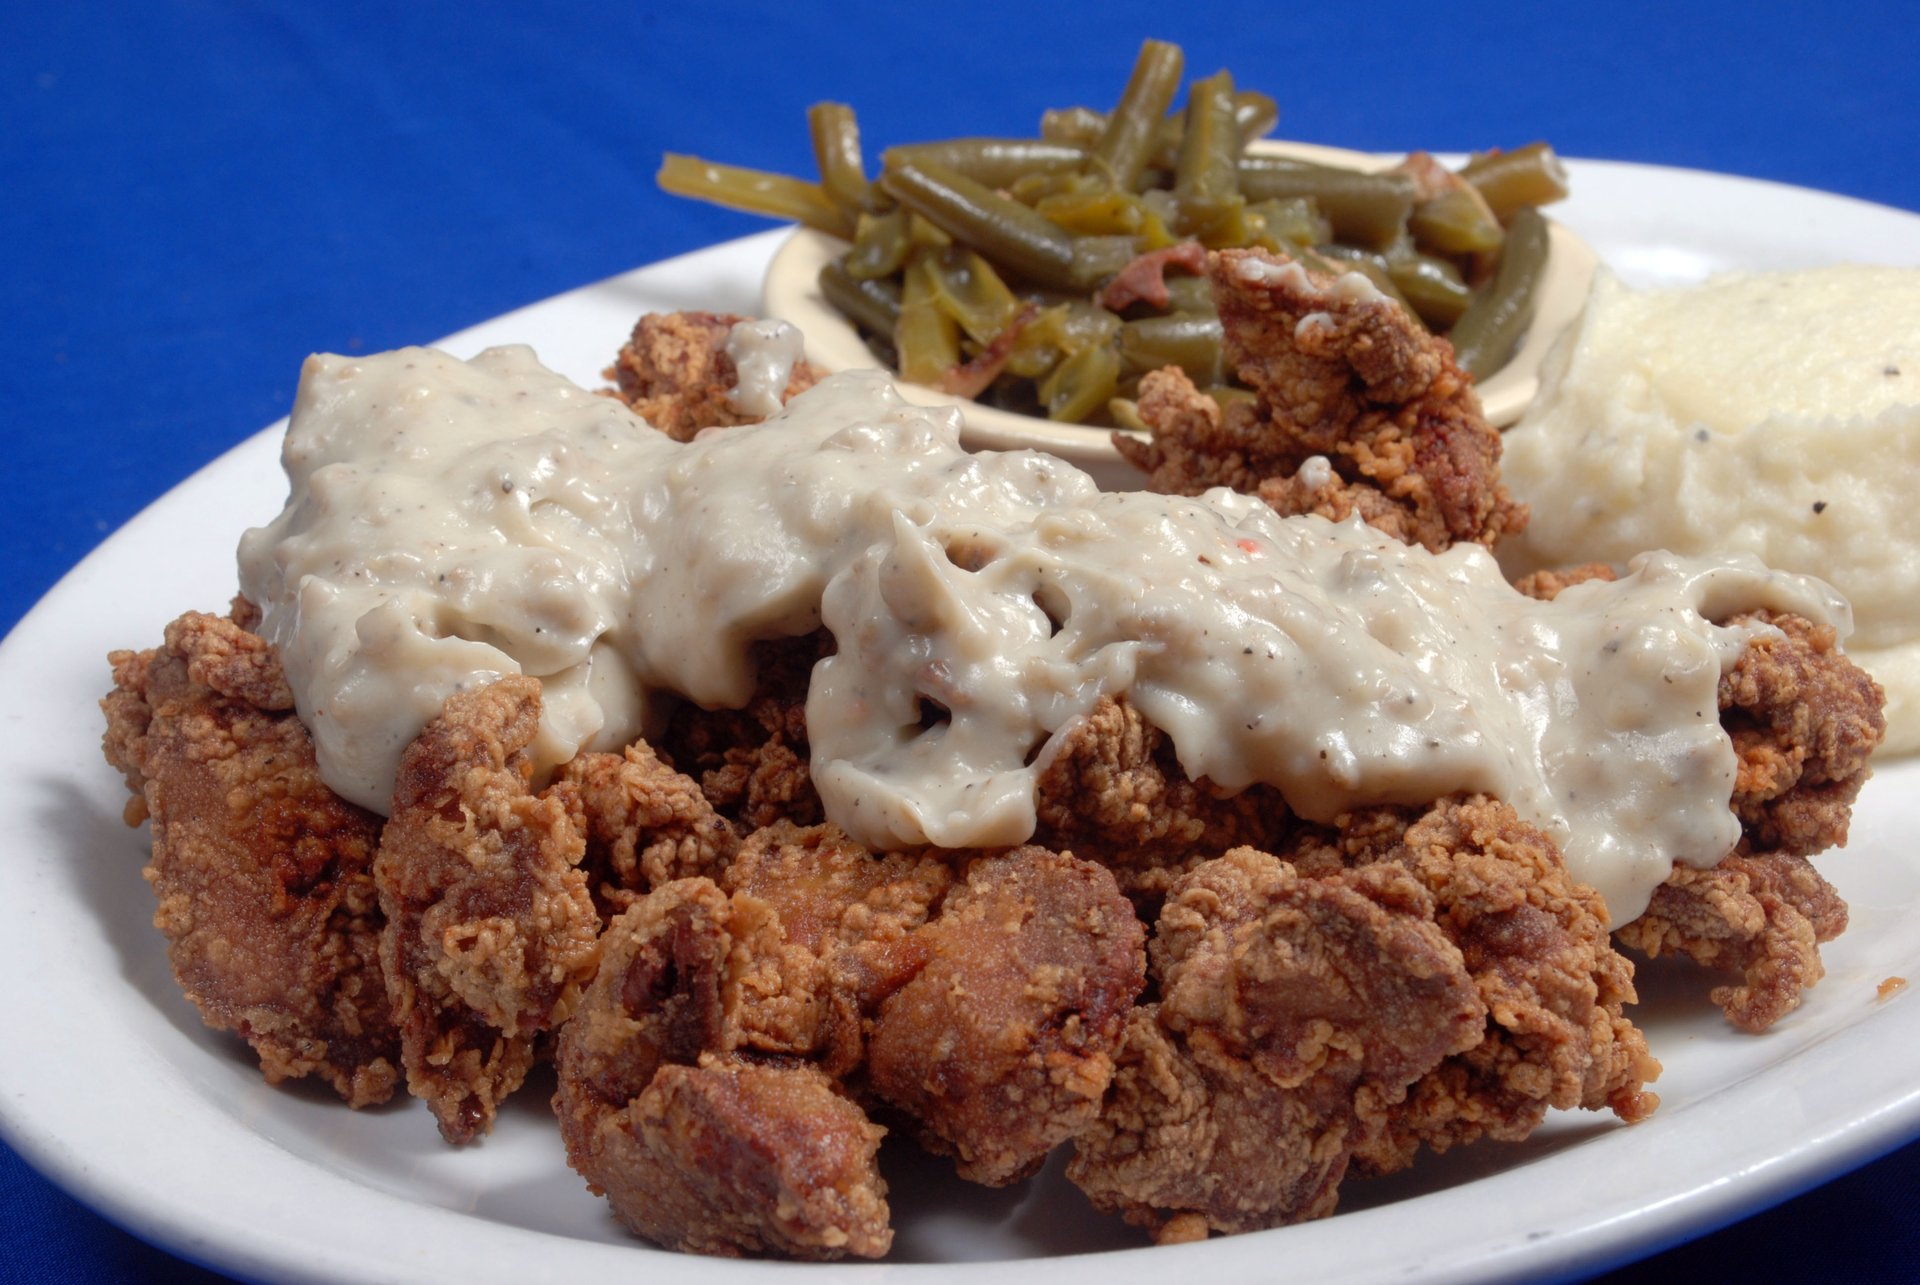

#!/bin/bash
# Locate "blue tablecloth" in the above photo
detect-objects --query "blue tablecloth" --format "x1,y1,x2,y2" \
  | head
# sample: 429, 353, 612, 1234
5, 4, 1917, 1280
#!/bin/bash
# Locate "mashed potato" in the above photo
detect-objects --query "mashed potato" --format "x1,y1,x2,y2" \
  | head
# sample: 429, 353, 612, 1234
1501, 265, 1920, 752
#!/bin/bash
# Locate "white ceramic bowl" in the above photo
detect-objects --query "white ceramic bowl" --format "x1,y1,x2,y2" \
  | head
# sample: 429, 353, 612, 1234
761, 141, 1597, 483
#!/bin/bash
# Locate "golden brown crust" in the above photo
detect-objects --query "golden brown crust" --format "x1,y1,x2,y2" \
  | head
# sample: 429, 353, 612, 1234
1068, 849, 1483, 1240
99, 610, 399, 1106
866, 848, 1146, 1186
375, 675, 601, 1143
1117, 248, 1526, 552
548, 741, 739, 918
1032, 695, 1292, 907
605, 311, 818, 441
1278, 796, 1659, 1174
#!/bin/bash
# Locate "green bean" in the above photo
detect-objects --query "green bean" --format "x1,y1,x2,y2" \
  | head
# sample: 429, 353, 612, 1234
657, 154, 853, 237
1120, 313, 1225, 384
1408, 186, 1504, 255
881, 160, 1078, 289
1033, 187, 1151, 236
1039, 106, 1106, 149
1245, 196, 1330, 249
1236, 157, 1415, 249
1459, 142, 1570, 222
1160, 274, 1216, 314
1039, 341, 1121, 422
1448, 207, 1550, 379
882, 138, 1088, 189
819, 257, 902, 338
1384, 250, 1473, 329
1043, 91, 1278, 168
844, 208, 911, 279
1090, 39, 1185, 191
1070, 235, 1143, 287
1232, 90, 1279, 145
1173, 70, 1242, 234
895, 252, 961, 385
924, 247, 1021, 344
808, 103, 872, 217
1006, 302, 1121, 379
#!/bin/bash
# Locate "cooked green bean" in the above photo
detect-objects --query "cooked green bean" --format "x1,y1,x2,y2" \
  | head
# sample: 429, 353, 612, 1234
660, 41, 1571, 423
1039, 341, 1121, 421
881, 160, 1079, 289
1460, 142, 1570, 222
1173, 70, 1242, 234
657, 154, 853, 237
1160, 274, 1216, 315
1043, 91, 1279, 169
1236, 157, 1416, 249
924, 247, 1021, 344
1069, 235, 1142, 287
1408, 185, 1504, 255
1384, 250, 1473, 329
844, 208, 911, 280
818, 258, 902, 337
1090, 39, 1184, 191
895, 253, 962, 385
808, 103, 872, 217
882, 139, 1088, 188
1246, 196, 1330, 249
1120, 312, 1225, 383
1448, 207, 1550, 379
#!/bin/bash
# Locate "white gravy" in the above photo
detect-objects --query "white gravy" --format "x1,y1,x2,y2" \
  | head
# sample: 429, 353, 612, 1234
239, 342, 1853, 923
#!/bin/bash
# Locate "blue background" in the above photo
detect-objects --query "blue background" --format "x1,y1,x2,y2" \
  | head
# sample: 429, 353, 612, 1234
5, 2, 1917, 1279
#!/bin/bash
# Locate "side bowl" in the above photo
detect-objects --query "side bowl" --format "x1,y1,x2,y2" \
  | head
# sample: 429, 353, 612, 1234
761, 140, 1598, 480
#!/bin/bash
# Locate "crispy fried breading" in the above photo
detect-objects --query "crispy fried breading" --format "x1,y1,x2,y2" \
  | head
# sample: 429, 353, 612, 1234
375, 675, 601, 1143
553, 879, 887, 1258
1279, 796, 1659, 1174
721, 822, 952, 1076
1720, 609, 1885, 856
1616, 853, 1848, 1033
548, 741, 739, 917
1117, 247, 1525, 552
604, 310, 818, 441
580, 1057, 890, 1260
100, 610, 399, 1106
1032, 696, 1292, 906
1068, 849, 1483, 1240
865, 847, 1146, 1186
658, 633, 829, 828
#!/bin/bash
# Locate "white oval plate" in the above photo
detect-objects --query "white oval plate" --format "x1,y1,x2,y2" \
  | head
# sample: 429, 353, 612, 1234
3, 161, 1919, 1285
761, 141, 1599, 484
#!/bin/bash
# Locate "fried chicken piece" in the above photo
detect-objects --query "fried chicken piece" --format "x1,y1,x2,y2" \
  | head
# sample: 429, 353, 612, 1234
1615, 852, 1847, 1033
658, 632, 828, 828
555, 879, 887, 1258
99, 610, 399, 1106
865, 847, 1146, 1186
1279, 796, 1658, 1174
592, 1058, 891, 1260
1032, 695, 1292, 907
1068, 849, 1483, 1240
1719, 609, 1885, 856
605, 311, 818, 441
376, 675, 601, 1143
721, 822, 952, 1076
548, 740, 739, 917
1116, 247, 1526, 552
1521, 572, 1883, 1030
